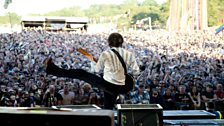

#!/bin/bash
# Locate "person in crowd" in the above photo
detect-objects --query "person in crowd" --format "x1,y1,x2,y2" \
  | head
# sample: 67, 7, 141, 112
158, 81, 166, 96
88, 91, 101, 106
175, 85, 191, 110
215, 84, 224, 101
163, 88, 175, 110
60, 83, 75, 105
73, 87, 88, 105
188, 86, 201, 110
20, 91, 35, 107
201, 83, 217, 109
150, 78, 160, 90
130, 84, 150, 104
42, 84, 63, 107
214, 83, 224, 111
150, 88, 164, 106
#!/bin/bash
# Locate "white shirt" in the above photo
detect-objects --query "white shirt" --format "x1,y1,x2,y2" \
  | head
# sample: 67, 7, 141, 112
60, 91, 75, 105
91, 47, 140, 86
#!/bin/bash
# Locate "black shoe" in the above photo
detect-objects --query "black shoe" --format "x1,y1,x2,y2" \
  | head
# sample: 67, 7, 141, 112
44, 58, 56, 75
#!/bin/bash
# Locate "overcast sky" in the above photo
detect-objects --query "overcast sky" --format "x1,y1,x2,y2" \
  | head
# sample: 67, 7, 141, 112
0, 0, 166, 16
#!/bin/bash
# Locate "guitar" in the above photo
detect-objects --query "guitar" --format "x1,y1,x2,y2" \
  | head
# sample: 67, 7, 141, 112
121, 73, 135, 94
77, 48, 98, 62
77, 47, 135, 94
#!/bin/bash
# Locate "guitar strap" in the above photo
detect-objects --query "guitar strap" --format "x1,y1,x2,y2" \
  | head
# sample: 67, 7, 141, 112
111, 49, 136, 94
111, 49, 127, 74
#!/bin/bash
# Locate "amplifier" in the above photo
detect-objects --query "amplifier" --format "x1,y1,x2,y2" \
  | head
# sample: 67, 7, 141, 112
0, 106, 114, 126
116, 104, 163, 126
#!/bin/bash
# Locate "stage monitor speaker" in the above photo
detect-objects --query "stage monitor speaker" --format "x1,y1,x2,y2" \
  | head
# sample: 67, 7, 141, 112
55, 104, 101, 109
117, 104, 163, 126
0, 106, 114, 126
164, 119, 224, 125
163, 110, 216, 120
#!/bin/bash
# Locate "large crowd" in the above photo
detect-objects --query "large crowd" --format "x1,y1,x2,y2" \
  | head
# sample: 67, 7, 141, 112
0, 28, 224, 113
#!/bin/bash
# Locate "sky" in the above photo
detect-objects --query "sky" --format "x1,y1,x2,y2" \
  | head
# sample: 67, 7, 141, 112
0, 0, 166, 16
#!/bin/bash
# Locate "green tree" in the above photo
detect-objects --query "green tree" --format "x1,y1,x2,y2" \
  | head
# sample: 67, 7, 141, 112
207, 0, 224, 26
0, 12, 21, 25
44, 6, 85, 17
142, 0, 158, 6
159, 1, 170, 26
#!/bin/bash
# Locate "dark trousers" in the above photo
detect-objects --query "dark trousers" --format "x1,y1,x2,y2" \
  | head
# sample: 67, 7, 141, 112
47, 63, 121, 110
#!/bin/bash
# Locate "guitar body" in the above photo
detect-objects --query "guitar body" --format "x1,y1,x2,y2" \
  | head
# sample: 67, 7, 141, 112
120, 73, 135, 94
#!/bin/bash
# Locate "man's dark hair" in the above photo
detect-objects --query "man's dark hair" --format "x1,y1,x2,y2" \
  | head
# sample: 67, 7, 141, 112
207, 102, 215, 110
108, 32, 124, 47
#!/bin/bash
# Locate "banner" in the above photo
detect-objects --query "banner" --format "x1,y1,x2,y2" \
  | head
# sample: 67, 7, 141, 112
215, 24, 224, 34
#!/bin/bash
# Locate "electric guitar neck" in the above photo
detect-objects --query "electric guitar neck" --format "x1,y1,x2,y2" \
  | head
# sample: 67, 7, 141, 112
77, 47, 98, 62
